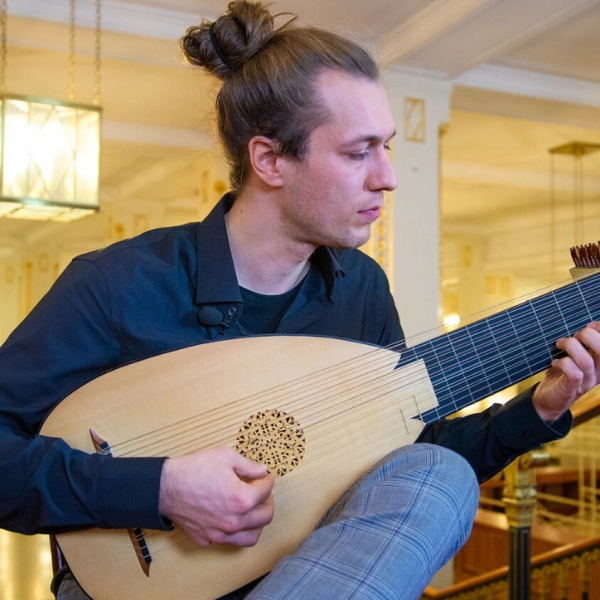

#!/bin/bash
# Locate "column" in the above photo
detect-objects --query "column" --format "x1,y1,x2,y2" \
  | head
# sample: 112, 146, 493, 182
382, 70, 452, 343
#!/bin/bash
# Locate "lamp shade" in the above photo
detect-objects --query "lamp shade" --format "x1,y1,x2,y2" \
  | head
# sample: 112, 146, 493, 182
0, 94, 101, 221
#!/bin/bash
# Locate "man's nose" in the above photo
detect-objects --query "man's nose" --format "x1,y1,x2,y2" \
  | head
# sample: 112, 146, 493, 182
369, 150, 397, 192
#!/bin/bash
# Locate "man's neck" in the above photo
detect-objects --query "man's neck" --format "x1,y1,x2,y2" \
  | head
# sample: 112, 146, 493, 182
225, 190, 314, 295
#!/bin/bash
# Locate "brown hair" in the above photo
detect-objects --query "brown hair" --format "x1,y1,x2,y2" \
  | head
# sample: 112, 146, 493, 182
180, 1, 379, 194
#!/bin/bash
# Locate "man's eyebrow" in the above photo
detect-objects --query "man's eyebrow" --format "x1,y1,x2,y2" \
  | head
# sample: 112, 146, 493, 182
341, 130, 397, 146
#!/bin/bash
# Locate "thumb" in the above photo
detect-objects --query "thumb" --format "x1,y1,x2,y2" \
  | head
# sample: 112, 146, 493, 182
231, 452, 269, 480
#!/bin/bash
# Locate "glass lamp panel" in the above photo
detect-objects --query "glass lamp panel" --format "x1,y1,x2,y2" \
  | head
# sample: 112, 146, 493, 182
3, 99, 31, 199
5, 203, 66, 220
0, 95, 101, 221
28, 102, 76, 202
75, 109, 100, 206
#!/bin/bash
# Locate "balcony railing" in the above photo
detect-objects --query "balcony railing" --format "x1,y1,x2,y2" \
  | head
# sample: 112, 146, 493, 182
421, 536, 600, 599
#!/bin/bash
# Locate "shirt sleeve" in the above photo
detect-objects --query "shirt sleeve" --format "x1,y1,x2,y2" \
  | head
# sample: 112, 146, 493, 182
415, 386, 572, 482
0, 259, 168, 534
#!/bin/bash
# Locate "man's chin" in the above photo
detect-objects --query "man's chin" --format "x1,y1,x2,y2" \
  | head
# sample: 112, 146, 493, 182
330, 234, 372, 251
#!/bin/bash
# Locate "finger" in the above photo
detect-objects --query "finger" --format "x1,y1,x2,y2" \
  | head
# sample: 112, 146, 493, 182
589, 321, 600, 334
557, 337, 595, 371
231, 452, 269, 480
551, 353, 599, 398
212, 525, 266, 547
177, 519, 213, 547
230, 477, 274, 529
246, 472, 275, 503
190, 532, 212, 547
576, 325, 600, 355
202, 493, 273, 544
237, 493, 275, 532
550, 357, 584, 386
181, 508, 270, 547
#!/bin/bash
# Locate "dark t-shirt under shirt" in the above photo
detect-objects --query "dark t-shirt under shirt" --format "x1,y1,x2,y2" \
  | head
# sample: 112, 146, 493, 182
239, 278, 304, 334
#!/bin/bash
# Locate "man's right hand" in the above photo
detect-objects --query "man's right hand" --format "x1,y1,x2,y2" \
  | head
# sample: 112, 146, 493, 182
158, 446, 275, 547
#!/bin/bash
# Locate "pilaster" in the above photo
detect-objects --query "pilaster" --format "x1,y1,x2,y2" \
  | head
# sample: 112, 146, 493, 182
382, 70, 452, 342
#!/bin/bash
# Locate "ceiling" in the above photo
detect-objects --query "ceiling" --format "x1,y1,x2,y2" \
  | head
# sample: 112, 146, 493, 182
3, 0, 600, 255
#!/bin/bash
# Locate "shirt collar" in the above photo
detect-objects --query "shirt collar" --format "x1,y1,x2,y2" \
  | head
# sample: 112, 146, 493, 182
194, 194, 346, 305
311, 246, 345, 301
195, 194, 242, 305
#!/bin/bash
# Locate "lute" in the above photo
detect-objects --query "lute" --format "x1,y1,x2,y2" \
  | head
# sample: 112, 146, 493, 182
41, 270, 600, 599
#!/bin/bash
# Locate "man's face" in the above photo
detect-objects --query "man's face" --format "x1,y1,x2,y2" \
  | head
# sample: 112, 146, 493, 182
279, 70, 397, 250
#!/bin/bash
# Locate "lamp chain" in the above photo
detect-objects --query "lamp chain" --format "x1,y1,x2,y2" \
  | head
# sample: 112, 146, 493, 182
68, 0, 76, 101
0, 0, 7, 94
94, 0, 102, 105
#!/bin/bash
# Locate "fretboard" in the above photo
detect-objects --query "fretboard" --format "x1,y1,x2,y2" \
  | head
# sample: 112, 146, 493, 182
397, 272, 600, 424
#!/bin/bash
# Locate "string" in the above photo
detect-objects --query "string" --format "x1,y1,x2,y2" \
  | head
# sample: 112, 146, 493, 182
116, 391, 426, 552
112, 356, 418, 458
121, 365, 424, 460
86, 271, 600, 559
99, 274, 600, 458
103, 271, 600, 458
408, 276, 593, 418
113, 383, 426, 556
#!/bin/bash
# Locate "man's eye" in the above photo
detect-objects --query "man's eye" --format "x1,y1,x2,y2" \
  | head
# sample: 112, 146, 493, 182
349, 151, 368, 160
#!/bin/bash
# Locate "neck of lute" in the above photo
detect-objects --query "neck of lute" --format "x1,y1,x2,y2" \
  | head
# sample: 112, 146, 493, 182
396, 272, 600, 424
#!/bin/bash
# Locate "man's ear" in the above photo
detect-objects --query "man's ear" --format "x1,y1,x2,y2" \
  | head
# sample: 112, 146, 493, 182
247, 136, 285, 188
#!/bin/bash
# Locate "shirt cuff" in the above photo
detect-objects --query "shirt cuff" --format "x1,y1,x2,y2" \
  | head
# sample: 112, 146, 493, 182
94, 455, 170, 530
493, 386, 572, 451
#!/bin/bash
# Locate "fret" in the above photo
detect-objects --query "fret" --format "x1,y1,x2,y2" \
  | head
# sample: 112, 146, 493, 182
528, 292, 567, 340
448, 327, 492, 399
574, 280, 596, 324
466, 319, 512, 391
507, 302, 549, 374
578, 272, 600, 316
396, 344, 452, 421
489, 309, 533, 380
555, 284, 595, 331
419, 343, 457, 419
426, 334, 474, 406
401, 272, 600, 425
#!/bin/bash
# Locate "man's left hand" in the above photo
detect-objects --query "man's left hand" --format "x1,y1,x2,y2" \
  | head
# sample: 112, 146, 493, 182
533, 322, 600, 423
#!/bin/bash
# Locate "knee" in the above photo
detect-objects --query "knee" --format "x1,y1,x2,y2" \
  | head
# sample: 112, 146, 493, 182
420, 444, 478, 494
386, 442, 477, 484
412, 444, 479, 541
385, 443, 479, 532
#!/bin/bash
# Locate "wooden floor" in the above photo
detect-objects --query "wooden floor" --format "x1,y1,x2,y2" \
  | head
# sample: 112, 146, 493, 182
1, 530, 54, 600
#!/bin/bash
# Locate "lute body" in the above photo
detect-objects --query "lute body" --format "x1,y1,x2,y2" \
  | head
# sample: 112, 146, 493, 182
42, 335, 436, 599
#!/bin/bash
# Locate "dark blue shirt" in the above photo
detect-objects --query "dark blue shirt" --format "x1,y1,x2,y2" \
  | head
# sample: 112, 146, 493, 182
0, 195, 570, 534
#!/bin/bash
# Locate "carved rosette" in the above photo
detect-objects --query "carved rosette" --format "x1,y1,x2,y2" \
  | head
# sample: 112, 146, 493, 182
236, 409, 305, 477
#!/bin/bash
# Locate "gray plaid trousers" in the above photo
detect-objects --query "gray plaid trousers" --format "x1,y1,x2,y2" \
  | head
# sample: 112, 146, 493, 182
58, 444, 478, 600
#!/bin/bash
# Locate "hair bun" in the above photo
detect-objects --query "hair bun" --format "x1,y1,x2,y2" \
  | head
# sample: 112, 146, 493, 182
181, 0, 275, 80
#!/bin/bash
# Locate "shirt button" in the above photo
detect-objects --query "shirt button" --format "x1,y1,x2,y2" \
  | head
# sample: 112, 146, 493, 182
522, 429, 533, 439
228, 307, 237, 316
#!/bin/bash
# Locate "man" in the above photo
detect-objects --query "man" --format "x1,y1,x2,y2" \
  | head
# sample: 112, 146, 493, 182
1, 2, 599, 598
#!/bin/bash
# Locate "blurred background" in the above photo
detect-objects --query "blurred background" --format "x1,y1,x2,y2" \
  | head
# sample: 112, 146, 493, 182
1, 1, 599, 598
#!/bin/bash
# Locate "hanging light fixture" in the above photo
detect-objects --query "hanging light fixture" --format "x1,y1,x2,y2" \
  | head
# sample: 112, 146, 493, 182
549, 141, 600, 277
0, 0, 102, 222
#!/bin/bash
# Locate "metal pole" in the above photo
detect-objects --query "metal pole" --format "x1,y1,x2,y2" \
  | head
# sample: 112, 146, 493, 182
503, 450, 550, 600
508, 525, 531, 600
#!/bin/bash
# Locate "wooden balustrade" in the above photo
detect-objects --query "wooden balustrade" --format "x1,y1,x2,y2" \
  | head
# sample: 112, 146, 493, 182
421, 536, 600, 599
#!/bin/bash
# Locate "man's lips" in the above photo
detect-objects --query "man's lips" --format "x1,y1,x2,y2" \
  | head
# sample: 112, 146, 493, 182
358, 206, 381, 220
